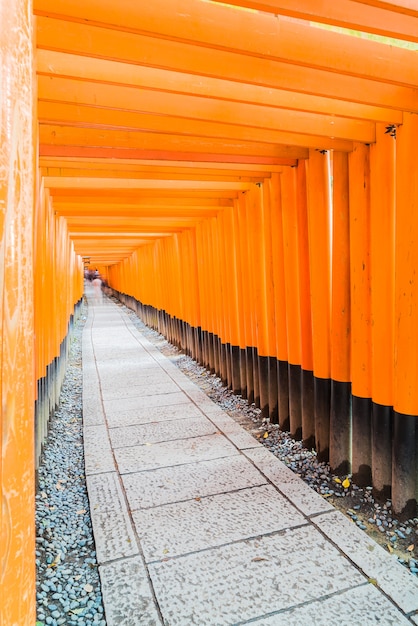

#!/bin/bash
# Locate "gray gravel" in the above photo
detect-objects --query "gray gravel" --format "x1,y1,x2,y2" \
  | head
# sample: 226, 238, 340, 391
35, 305, 106, 626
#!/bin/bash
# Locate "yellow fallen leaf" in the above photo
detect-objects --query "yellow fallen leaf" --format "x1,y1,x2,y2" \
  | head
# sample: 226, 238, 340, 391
70, 608, 84, 616
47, 553, 61, 568
368, 578, 378, 586
407, 544, 415, 552
263, 431, 269, 439
163, 549, 169, 554
342, 478, 351, 489
333, 477, 342, 484
387, 544, 394, 553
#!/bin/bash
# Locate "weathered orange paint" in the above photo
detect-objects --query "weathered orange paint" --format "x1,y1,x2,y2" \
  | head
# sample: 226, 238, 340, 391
211, 0, 418, 43
370, 124, 395, 406
281, 167, 301, 367
306, 149, 332, 380
295, 161, 313, 373
331, 151, 351, 384
349, 143, 372, 399
394, 112, 418, 415
33, 0, 418, 86
36, 50, 402, 125
1, 0, 36, 623
268, 173, 288, 363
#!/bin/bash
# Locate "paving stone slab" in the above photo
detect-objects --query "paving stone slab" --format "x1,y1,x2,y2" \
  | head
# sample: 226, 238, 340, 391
86, 472, 138, 563
84, 425, 115, 475
134, 484, 306, 562
247, 582, 411, 625
98, 371, 173, 389
101, 380, 180, 401
115, 433, 239, 474
82, 376, 101, 396
243, 446, 334, 517
187, 396, 220, 414
122, 455, 267, 510
205, 411, 263, 450
105, 402, 204, 428
95, 357, 158, 369
109, 416, 217, 448
104, 391, 190, 415
82, 398, 106, 427
99, 556, 162, 626
313, 509, 418, 614
148, 525, 365, 626
166, 378, 199, 392
411, 613, 418, 626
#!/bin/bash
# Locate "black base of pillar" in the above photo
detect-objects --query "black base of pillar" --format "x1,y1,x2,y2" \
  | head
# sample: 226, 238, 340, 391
246, 347, 254, 405
210, 332, 217, 375
302, 369, 315, 450
314, 376, 330, 462
371, 403, 393, 499
258, 355, 270, 418
288, 363, 302, 440
253, 347, 260, 408
239, 347, 247, 398
220, 341, 228, 386
231, 345, 241, 395
268, 357, 278, 423
352, 395, 372, 486
278, 359, 290, 431
392, 412, 417, 519
330, 380, 351, 475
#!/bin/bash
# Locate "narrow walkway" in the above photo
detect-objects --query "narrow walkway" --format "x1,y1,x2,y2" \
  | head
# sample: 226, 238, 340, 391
82, 291, 418, 626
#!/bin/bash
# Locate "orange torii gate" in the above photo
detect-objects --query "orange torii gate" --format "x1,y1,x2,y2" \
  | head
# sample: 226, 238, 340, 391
1, 0, 418, 622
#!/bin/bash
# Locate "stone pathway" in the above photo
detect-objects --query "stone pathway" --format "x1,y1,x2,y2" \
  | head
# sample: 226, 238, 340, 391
83, 293, 418, 625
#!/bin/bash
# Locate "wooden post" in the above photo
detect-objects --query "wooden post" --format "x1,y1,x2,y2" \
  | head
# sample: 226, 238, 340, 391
296, 161, 315, 449
1, 0, 36, 623
268, 173, 289, 428
393, 112, 418, 517
281, 167, 302, 439
370, 124, 395, 498
349, 142, 373, 486
330, 151, 351, 475
306, 149, 332, 461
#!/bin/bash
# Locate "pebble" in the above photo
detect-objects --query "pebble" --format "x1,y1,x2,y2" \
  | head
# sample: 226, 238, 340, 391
35, 307, 105, 625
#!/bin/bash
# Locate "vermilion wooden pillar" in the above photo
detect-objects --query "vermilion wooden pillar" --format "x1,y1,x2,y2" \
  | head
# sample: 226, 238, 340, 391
1, 0, 36, 623
281, 167, 302, 439
349, 142, 373, 486
268, 173, 289, 428
306, 149, 332, 461
330, 151, 351, 475
370, 124, 395, 498
393, 112, 418, 517
296, 161, 315, 449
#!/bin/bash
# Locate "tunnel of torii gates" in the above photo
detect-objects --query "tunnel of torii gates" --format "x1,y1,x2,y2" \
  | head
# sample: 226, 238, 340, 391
1, 0, 418, 621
